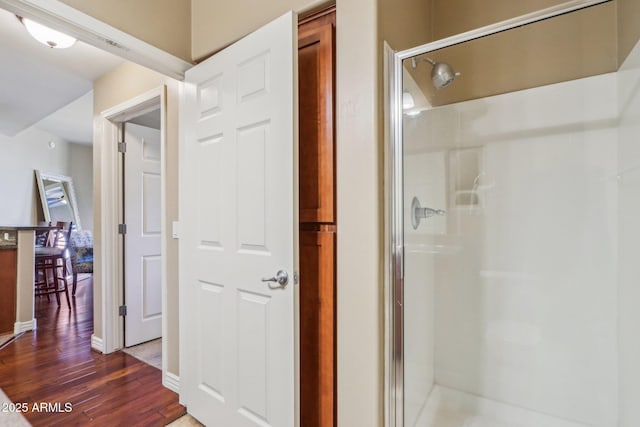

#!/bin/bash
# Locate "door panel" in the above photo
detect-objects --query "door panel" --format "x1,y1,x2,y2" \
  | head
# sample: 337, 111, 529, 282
196, 141, 222, 247
142, 173, 161, 234
237, 123, 268, 252
142, 255, 162, 318
198, 281, 224, 399
237, 290, 270, 420
299, 229, 335, 427
180, 11, 298, 427
124, 122, 162, 347
298, 23, 334, 224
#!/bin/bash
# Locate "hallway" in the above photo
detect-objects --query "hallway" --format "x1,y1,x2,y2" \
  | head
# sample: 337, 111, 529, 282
0, 276, 185, 426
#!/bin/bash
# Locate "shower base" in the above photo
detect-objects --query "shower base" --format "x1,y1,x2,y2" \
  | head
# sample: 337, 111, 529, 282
415, 385, 589, 427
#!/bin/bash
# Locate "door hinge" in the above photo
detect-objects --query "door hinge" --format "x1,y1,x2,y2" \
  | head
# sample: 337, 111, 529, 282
119, 305, 127, 316
118, 141, 127, 153
118, 223, 127, 235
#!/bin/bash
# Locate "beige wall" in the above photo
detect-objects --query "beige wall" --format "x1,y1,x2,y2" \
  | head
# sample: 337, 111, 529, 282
431, 0, 568, 40
93, 62, 180, 375
379, 0, 433, 51
335, 0, 384, 425
191, 0, 322, 60
59, 0, 191, 62
406, 0, 640, 74
618, 0, 640, 65
395, 1, 618, 108
417, 2, 618, 107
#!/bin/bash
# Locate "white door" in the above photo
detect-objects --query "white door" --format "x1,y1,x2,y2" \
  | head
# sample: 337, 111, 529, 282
124, 122, 163, 347
179, 11, 298, 427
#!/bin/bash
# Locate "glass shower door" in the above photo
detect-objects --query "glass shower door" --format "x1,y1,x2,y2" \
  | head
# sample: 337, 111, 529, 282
392, 2, 640, 426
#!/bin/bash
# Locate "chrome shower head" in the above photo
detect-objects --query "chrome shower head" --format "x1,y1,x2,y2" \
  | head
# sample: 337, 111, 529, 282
411, 57, 461, 90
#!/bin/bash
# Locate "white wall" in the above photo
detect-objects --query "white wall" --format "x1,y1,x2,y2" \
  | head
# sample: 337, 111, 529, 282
69, 143, 93, 231
0, 127, 71, 225
616, 39, 640, 427
0, 128, 93, 230
402, 150, 443, 425
404, 72, 620, 426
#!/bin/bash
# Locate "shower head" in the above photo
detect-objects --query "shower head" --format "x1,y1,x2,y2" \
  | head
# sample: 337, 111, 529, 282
411, 57, 461, 90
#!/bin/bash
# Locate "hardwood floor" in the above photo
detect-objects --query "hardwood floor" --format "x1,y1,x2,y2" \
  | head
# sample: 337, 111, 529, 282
0, 275, 185, 426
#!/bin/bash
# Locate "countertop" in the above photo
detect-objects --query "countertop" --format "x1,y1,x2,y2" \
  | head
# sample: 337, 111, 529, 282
0, 226, 55, 250
0, 226, 57, 231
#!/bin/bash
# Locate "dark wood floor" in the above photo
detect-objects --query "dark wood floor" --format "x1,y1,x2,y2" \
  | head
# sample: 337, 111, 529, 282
0, 275, 185, 426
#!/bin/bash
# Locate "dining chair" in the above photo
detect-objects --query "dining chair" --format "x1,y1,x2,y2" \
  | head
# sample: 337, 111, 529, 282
34, 222, 73, 308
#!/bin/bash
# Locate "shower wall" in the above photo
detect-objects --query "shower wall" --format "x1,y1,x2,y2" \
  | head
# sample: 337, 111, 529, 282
404, 71, 621, 425
403, 150, 443, 425
617, 40, 640, 427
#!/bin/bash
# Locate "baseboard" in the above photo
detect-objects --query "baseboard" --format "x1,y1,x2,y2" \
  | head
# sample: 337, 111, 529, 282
164, 372, 180, 393
14, 318, 36, 334
90, 334, 104, 353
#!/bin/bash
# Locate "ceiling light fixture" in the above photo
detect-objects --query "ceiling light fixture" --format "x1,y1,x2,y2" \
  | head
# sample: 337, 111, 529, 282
17, 16, 76, 49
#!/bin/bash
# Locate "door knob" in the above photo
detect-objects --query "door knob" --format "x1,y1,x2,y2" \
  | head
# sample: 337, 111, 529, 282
261, 270, 289, 287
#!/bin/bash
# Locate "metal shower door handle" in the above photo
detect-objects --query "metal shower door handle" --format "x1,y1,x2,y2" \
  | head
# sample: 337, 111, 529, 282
261, 270, 289, 287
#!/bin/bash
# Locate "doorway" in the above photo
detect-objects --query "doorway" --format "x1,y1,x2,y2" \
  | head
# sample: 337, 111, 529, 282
120, 108, 163, 368
99, 88, 168, 368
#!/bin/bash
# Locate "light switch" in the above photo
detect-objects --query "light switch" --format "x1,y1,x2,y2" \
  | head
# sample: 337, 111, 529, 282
172, 221, 179, 239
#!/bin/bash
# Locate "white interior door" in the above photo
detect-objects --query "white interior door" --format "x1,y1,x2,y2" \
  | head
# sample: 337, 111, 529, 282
124, 121, 162, 347
179, 11, 298, 427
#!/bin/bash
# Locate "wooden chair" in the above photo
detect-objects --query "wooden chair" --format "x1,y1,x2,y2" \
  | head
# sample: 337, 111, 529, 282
34, 222, 53, 247
34, 222, 73, 308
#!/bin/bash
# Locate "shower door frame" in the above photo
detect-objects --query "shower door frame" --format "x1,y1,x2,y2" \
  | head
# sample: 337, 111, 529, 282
385, 0, 612, 425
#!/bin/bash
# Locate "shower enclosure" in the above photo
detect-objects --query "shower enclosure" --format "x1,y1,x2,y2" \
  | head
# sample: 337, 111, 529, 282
387, 1, 640, 426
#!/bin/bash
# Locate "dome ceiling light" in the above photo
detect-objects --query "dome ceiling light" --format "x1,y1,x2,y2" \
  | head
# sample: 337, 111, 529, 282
17, 16, 76, 49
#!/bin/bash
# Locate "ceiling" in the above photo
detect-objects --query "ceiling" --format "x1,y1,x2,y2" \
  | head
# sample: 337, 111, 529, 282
0, 8, 123, 142
128, 108, 161, 130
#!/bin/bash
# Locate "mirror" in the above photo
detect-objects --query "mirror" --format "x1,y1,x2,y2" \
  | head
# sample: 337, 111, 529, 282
35, 170, 82, 229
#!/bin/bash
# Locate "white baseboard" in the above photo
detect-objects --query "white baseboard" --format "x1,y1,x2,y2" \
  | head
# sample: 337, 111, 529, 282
164, 372, 180, 393
14, 318, 36, 334
91, 334, 104, 353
